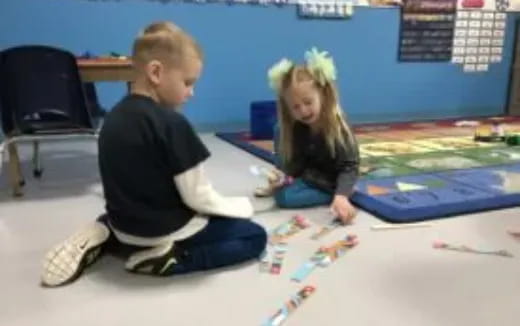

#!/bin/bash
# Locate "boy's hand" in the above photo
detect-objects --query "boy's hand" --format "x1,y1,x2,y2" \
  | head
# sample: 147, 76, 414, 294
330, 195, 357, 224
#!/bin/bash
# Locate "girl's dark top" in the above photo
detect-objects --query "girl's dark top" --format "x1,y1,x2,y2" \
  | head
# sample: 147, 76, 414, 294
283, 122, 360, 197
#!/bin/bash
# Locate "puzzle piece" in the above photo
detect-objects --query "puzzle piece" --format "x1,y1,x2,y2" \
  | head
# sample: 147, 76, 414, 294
291, 234, 359, 282
270, 215, 310, 244
270, 243, 289, 274
262, 285, 316, 326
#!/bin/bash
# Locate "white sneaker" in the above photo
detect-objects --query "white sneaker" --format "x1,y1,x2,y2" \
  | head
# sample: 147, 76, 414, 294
41, 221, 110, 287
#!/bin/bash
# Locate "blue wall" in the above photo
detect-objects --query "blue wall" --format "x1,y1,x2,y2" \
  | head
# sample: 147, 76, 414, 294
0, 0, 516, 130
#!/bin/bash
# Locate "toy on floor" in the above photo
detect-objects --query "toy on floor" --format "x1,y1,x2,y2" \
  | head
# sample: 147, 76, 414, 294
260, 243, 289, 274
270, 215, 310, 244
250, 165, 293, 197
291, 234, 359, 282
474, 122, 506, 142
260, 215, 311, 274
262, 285, 316, 326
506, 134, 520, 146
432, 240, 513, 258
371, 222, 433, 231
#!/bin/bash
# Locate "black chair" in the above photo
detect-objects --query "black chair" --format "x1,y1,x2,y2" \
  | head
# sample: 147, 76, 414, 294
0, 45, 99, 196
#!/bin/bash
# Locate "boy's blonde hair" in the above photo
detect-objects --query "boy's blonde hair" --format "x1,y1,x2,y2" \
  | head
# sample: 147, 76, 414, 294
132, 21, 203, 70
277, 65, 354, 165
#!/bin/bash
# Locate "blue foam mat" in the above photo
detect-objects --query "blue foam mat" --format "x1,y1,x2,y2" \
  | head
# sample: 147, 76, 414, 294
352, 164, 520, 223
216, 132, 520, 222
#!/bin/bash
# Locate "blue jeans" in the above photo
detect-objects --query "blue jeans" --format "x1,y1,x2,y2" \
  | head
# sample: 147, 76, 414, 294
275, 178, 333, 208
169, 217, 267, 274
273, 123, 333, 208
103, 216, 267, 275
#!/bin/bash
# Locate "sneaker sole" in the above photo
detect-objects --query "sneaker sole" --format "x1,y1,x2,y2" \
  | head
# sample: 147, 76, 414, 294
41, 222, 110, 287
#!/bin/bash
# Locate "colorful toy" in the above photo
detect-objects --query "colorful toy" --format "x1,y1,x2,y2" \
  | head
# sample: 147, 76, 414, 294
433, 240, 513, 257
474, 123, 506, 142
262, 285, 316, 326
506, 134, 520, 146
292, 234, 359, 282
270, 215, 310, 244
260, 215, 311, 274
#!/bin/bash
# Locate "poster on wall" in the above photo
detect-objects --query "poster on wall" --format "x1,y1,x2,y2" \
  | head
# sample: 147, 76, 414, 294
298, 0, 355, 18
398, 0, 458, 62
451, 10, 507, 72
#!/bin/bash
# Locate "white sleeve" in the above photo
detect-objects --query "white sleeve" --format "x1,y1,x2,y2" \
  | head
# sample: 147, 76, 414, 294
174, 163, 254, 218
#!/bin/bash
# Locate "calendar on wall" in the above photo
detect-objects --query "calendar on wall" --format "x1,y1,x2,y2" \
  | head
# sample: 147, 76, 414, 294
297, 0, 355, 18
451, 10, 506, 72
398, 0, 458, 62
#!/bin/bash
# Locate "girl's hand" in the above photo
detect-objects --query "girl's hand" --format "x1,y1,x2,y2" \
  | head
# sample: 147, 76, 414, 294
266, 169, 286, 188
330, 195, 357, 224
254, 169, 286, 197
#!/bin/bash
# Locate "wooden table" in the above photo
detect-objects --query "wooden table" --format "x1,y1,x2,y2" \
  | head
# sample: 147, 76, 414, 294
77, 58, 134, 82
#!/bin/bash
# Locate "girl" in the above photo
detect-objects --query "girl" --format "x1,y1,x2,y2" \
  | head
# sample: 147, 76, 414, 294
257, 48, 360, 224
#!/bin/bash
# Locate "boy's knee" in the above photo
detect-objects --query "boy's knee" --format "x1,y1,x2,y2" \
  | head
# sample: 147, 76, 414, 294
243, 221, 267, 256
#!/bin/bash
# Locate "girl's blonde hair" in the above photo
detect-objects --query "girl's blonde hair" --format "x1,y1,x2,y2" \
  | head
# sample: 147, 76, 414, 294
277, 65, 354, 165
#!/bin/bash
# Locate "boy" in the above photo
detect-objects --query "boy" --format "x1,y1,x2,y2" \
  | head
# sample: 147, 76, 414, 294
41, 22, 267, 286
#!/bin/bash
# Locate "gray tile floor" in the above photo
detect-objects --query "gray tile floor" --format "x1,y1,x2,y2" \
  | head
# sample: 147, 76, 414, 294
0, 135, 518, 326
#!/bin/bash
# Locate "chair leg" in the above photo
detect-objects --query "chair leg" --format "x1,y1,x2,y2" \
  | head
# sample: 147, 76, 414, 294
32, 141, 43, 178
7, 142, 24, 197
